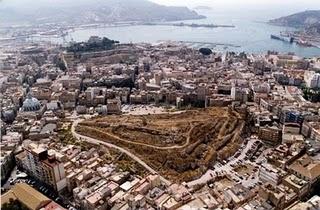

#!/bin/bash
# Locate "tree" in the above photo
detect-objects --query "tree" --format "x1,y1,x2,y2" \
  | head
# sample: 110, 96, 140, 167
53, 55, 67, 71
2, 199, 29, 210
199, 48, 212, 56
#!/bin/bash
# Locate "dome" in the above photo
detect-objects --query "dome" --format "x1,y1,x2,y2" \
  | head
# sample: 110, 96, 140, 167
22, 94, 41, 112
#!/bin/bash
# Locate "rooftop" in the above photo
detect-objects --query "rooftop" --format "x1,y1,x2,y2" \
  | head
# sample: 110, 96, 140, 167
1, 183, 51, 210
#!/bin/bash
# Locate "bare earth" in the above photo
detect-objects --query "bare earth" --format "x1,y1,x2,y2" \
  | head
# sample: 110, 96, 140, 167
76, 107, 244, 182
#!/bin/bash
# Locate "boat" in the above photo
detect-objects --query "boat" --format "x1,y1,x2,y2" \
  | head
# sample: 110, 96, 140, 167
271, 34, 294, 43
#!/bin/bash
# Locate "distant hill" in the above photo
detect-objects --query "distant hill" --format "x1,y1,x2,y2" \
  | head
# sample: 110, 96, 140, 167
0, 0, 205, 25
269, 10, 320, 28
305, 22, 320, 35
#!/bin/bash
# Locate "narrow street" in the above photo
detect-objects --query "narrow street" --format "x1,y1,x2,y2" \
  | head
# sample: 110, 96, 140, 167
186, 137, 261, 187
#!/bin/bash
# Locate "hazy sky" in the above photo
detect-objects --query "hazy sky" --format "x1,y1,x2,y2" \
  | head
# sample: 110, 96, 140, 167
2, 0, 320, 8
151, 0, 320, 18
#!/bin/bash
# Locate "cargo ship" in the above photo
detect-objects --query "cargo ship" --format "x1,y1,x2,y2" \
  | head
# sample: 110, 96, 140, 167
270, 34, 294, 43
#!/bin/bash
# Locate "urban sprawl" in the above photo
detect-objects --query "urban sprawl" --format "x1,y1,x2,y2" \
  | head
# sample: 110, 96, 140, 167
1, 36, 320, 210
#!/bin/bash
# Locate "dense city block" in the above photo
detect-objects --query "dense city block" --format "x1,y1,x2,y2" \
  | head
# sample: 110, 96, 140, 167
1, 36, 320, 210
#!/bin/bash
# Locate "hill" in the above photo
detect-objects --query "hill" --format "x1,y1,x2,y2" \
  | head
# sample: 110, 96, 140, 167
305, 22, 320, 35
0, 0, 205, 25
269, 10, 320, 28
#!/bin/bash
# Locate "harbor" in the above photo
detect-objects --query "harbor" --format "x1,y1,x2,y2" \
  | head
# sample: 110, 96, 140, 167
270, 32, 320, 49
142, 22, 235, 28
2, 14, 320, 57
177, 40, 241, 49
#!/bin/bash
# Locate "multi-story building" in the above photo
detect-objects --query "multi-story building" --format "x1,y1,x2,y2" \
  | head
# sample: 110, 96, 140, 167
259, 163, 287, 185
266, 143, 305, 169
31, 86, 52, 101
197, 83, 208, 101
15, 143, 66, 192
288, 195, 320, 210
57, 75, 81, 90
288, 154, 320, 184
51, 89, 79, 109
259, 183, 286, 210
302, 121, 320, 141
1, 150, 15, 182
279, 108, 303, 125
304, 71, 320, 88
258, 125, 282, 145
283, 174, 309, 198
231, 86, 249, 103
107, 98, 121, 114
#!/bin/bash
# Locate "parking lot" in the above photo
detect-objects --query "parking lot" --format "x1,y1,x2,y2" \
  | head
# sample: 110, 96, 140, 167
187, 137, 265, 188
121, 104, 178, 115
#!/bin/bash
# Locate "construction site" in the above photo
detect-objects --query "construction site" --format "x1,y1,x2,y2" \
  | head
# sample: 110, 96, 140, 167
76, 107, 244, 182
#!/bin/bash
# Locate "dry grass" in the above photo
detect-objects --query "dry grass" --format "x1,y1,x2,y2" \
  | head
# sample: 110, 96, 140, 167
76, 107, 244, 182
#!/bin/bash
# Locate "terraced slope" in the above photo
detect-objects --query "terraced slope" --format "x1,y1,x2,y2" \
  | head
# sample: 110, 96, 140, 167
76, 107, 244, 182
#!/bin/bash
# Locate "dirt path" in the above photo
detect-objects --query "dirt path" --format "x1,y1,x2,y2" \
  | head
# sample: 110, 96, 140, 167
77, 122, 195, 150
71, 119, 172, 185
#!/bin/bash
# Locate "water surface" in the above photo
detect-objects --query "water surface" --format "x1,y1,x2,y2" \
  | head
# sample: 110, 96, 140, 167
46, 9, 320, 57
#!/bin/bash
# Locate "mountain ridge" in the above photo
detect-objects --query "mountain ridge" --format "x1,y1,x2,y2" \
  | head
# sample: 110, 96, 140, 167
0, 0, 206, 25
269, 10, 320, 28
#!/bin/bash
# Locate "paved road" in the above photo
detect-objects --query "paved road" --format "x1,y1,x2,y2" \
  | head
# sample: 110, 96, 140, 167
186, 138, 260, 187
2, 167, 17, 190
71, 119, 172, 185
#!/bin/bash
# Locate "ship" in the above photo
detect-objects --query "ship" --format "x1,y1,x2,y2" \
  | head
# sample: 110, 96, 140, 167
271, 34, 294, 43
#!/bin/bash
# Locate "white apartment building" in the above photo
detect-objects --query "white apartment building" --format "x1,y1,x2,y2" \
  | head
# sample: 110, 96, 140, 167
304, 71, 320, 88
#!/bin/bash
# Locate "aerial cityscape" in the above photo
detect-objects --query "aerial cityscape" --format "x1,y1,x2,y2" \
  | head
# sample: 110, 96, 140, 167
1, 0, 320, 210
